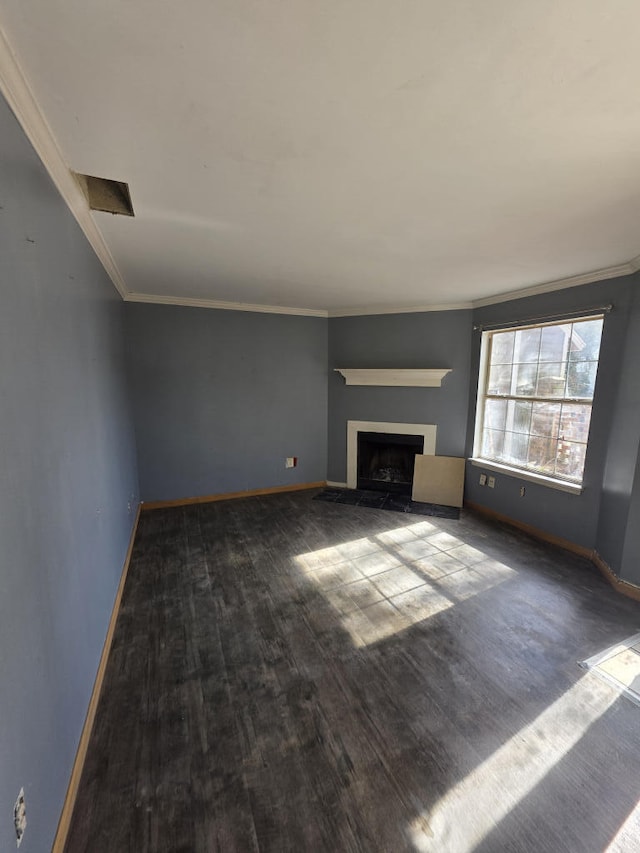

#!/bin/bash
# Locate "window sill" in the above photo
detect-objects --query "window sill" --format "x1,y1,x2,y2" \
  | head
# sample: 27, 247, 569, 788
469, 458, 583, 495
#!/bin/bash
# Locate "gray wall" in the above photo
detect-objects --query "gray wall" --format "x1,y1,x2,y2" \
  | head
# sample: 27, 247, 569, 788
596, 275, 640, 581
3, 71, 640, 851
124, 303, 328, 501
328, 310, 473, 483
620, 449, 640, 584
465, 277, 635, 551
0, 98, 139, 851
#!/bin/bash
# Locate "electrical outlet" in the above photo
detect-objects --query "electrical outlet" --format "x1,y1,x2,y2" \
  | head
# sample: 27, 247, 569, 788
488, 476, 496, 489
479, 474, 487, 486
14, 788, 26, 847
520, 486, 526, 497
285, 457, 297, 469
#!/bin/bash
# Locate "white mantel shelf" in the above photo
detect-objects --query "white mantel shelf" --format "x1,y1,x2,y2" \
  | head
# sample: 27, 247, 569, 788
334, 368, 452, 387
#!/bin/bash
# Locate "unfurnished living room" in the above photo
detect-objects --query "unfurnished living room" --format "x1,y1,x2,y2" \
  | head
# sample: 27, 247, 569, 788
3, 2, 640, 852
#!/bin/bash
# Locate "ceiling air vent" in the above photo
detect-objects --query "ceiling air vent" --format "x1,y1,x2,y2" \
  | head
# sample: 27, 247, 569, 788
74, 172, 134, 216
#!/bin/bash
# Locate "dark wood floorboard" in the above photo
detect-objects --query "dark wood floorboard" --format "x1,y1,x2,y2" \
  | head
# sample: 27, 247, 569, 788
66, 491, 640, 852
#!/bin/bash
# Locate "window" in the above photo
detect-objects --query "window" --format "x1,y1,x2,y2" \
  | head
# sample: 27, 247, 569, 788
473, 315, 604, 489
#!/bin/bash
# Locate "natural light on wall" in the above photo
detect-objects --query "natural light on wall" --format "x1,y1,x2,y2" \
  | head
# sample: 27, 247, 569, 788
294, 520, 515, 648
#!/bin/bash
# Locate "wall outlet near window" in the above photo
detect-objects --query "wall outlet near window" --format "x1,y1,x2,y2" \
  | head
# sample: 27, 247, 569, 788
479, 474, 487, 486
520, 486, 526, 497
285, 457, 297, 468
488, 476, 496, 488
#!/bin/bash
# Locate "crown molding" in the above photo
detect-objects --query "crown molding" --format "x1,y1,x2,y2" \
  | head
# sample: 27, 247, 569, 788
325, 260, 639, 315
0, 24, 129, 298
2, 21, 638, 318
328, 302, 473, 317
472, 263, 635, 309
123, 291, 329, 317
125, 295, 472, 317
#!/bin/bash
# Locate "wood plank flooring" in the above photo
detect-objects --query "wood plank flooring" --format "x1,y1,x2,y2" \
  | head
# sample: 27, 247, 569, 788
65, 491, 640, 852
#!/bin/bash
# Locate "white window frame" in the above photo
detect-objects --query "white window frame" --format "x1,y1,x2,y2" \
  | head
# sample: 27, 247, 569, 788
470, 314, 605, 495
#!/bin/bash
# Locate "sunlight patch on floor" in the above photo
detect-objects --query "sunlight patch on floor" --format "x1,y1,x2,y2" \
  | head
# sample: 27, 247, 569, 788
605, 798, 640, 851
408, 676, 620, 852
581, 631, 640, 707
294, 522, 515, 647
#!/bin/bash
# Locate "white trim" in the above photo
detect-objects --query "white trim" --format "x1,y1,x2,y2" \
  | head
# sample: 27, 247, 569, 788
334, 368, 451, 387
1, 19, 637, 318
471, 316, 600, 494
131, 263, 639, 316
469, 458, 582, 495
128, 261, 638, 318
328, 302, 473, 317
0, 25, 129, 299
472, 264, 633, 308
123, 292, 328, 318
472, 333, 491, 454
347, 421, 436, 489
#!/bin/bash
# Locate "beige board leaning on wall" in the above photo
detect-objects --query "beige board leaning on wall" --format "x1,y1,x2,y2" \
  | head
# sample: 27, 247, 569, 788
412, 455, 465, 508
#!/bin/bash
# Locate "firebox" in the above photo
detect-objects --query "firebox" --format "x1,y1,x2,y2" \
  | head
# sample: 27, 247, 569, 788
357, 431, 424, 495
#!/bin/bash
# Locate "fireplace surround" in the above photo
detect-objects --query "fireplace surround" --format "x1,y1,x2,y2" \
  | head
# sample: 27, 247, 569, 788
346, 421, 437, 490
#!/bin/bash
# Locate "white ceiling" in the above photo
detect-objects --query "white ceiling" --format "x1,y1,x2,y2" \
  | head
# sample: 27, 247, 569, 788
2, 1, 640, 316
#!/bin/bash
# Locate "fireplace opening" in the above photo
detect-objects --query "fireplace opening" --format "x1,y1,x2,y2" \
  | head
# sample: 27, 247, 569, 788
357, 431, 424, 495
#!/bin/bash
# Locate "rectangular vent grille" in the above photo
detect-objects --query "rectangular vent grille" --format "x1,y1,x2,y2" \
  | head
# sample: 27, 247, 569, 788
74, 172, 134, 216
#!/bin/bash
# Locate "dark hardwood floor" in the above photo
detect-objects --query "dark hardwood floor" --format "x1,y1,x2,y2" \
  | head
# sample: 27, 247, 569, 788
65, 490, 640, 852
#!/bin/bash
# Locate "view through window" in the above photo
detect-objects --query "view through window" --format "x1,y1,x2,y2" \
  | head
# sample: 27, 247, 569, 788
474, 315, 604, 484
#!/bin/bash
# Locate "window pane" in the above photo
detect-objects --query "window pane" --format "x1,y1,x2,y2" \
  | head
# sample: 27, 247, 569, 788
513, 363, 537, 396
569, 319, 603, 362
559, 404, 592, 443
535, 362, 568, 397
507, 400, 532, 433
531, 402, 561, 438
487, 363, 512, 395
555, 441, 587, 481
528, 435, 559, 475
540, 324, 571, 362
476, 316, 602, 486
484, 398, 507, 431
504, 431, 529, 466
481, 428, 505, 460
566, 361, 598, 398
514, 327, 541, 363
490, 331, 515, 365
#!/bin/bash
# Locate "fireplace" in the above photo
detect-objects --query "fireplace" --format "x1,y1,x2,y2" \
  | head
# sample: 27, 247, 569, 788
345, 421, 437, 490
357, 432, 424, 494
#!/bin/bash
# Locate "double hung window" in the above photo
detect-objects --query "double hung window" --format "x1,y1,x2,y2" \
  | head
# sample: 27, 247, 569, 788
473, 315, 604, 489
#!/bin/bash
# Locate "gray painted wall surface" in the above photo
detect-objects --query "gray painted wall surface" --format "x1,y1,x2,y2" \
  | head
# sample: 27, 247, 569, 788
465, 277, 635, 551
124, 304, 328, 501
620, 450, 640, 583
0, 98, 139, 851
2, 77, 640, 853
597, 275, 640, 581
327, 311, 473, 483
